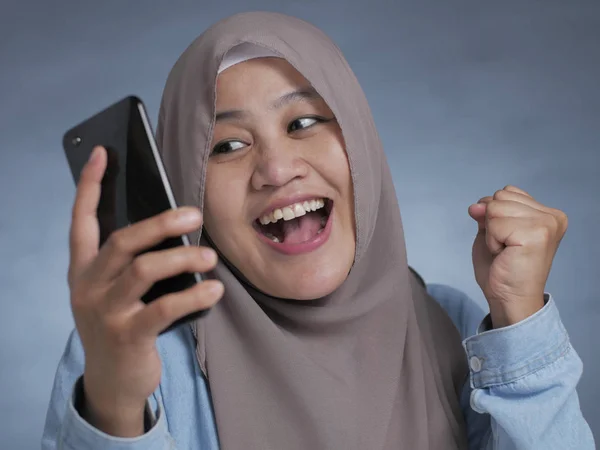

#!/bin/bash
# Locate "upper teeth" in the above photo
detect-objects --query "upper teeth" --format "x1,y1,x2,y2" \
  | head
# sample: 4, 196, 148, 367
259, 198, 326, 225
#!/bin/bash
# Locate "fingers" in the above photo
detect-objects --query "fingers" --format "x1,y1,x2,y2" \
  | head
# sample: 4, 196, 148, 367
501, 186, 567, 229
91, 207, 204, 282
471, 184, 568, 240
485, 199, 537, 219
472, 200, 550, 254
502, 185, 531, 197
69, 146, 106, 284
485, 216, 549, 255
131, 279, 224, 337
484, 217, 510, 255
469, 185, 562, 256
106, 246, 219, 309
469, 199, 534, 231
477, 187, 551, 215
468, 203, 486, 231
473, 197, 566, 255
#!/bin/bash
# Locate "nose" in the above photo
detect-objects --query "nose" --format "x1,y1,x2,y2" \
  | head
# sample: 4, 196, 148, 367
250, 141, 309, 191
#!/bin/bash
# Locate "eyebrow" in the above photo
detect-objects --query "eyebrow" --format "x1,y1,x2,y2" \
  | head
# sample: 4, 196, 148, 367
215, 87, 322, 123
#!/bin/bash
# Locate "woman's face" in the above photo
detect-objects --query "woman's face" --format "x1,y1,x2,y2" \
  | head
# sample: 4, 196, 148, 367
203, 57, 355, 300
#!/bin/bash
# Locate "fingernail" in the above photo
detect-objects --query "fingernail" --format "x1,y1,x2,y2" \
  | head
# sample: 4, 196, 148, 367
176, 208, 201, 224
208, 281, 224, 295
200, 248, 216, 262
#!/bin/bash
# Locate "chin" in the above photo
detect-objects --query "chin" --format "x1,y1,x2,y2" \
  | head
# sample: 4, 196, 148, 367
265, 264, 350, 301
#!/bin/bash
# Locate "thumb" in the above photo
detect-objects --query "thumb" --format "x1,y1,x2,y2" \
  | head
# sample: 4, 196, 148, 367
468, 203, 487, 231
68, 146, 106, 283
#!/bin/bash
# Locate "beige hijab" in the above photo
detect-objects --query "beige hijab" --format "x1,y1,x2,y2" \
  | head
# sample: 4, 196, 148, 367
156, 11, 468, 450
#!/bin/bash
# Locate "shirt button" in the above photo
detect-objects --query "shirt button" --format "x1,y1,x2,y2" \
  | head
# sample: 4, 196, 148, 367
469, 356, 482, 373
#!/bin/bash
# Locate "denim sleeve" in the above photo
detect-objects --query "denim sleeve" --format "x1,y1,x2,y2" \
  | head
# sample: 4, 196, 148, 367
427, 285, 595, 450
41, 330, 176, 450
464, 296, 596, 449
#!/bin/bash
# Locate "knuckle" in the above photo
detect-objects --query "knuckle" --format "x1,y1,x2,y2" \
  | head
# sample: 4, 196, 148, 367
160, 248, 186, 271
549, 215, 560, 233
561, 213, 569, 232
485, 200, 500, 216
182, 250, 201, 270
531, 225, 551, 245
175, 246, 194, 261
546, 210, 568, 237
130, 257, 151, 281
176, 247, 212, 272
154, 300, 175, 322
543, 212, 560, 232
493, 189, 510, 200
107, 230, 128, 253
554, 209, 568, 231
159, 211, 177, 231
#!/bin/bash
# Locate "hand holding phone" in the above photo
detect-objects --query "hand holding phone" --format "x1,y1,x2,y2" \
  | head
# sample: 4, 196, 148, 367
63, 96, 211, 319
67, 147, 224, 437
62, 97, 224, 437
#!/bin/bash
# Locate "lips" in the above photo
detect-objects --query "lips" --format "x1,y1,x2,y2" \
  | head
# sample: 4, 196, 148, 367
256, 195, 329, 223
258, 197, 327, 225
254, 201, 334, 255
253, 199, 334, 255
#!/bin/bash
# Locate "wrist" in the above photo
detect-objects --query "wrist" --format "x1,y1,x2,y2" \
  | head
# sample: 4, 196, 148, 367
488, 296, 545, 328
81, 375, 147, 437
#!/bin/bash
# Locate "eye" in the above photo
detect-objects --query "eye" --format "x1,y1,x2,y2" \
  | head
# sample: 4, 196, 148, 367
287, 116, 327, 133
211, 140, 247, 155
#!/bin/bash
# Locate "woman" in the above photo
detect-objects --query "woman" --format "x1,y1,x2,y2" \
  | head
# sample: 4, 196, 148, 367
42, 12, 594, 450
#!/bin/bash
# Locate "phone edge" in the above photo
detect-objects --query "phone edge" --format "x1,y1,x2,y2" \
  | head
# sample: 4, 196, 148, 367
135, 98, 204, 285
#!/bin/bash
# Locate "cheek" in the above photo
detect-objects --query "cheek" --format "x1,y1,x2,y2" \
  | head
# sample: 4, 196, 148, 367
322, 134, 355, 234
321, 134, 353, 198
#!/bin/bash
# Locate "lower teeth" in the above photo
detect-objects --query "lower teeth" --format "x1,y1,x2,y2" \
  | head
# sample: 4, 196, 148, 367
263, 214, 327, 243
265, 233, 280, 243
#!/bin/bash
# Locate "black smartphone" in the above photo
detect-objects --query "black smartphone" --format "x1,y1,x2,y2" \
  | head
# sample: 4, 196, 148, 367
63, 95, 209, 332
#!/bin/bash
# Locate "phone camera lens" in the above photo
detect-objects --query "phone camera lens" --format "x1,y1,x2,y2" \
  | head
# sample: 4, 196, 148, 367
72, 136, 82, 147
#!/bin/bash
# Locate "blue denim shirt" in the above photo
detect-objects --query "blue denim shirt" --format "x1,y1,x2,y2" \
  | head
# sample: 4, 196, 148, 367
42, 284, 595, 449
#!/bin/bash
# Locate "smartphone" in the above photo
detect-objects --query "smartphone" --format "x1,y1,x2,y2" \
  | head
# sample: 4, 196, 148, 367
63, 95, 209, 332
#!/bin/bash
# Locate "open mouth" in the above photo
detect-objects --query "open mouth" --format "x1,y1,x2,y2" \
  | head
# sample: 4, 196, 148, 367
253, 198, 333, 245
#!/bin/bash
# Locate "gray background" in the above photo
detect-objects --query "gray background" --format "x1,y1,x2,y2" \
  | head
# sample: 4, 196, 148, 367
1, 0, 598, 447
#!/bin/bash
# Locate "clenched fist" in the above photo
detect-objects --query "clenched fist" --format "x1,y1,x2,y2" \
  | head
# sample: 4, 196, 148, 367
468, 185, 568, 328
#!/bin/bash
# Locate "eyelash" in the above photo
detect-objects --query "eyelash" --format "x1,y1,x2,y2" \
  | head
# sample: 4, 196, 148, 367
211, 116, 330, 155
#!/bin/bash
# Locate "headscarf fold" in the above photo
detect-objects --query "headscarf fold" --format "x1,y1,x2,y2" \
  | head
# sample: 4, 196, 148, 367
156, 11, 468, 450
